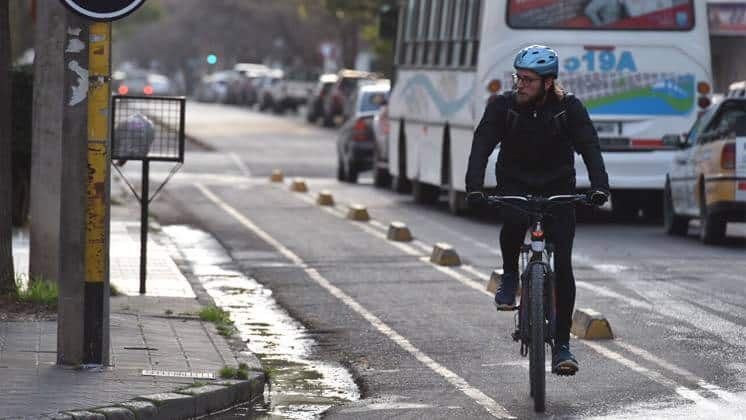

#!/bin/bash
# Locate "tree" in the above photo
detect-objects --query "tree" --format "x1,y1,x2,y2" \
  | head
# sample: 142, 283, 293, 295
0, 0, 16, 295
314, 0, 387, 69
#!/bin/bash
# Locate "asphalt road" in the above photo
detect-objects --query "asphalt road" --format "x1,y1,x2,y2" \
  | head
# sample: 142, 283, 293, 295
135, 102, 746, 419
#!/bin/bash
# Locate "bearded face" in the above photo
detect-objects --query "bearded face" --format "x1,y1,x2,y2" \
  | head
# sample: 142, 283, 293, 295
513, 69, 552, 106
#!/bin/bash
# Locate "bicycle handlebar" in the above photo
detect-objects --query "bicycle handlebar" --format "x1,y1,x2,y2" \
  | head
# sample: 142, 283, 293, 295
486, 194, 592, 216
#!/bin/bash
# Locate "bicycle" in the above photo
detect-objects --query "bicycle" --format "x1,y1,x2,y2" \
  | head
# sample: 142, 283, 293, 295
486, 193, 591, 413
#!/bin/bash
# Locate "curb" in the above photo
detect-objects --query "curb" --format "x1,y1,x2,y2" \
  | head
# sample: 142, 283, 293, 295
50, 371, 265, 420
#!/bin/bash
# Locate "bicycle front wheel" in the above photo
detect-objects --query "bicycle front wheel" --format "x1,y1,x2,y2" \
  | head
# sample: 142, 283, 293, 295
529, 264, 546, 412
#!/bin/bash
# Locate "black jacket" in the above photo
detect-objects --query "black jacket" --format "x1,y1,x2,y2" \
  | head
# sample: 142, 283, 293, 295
465, 91, 609, 192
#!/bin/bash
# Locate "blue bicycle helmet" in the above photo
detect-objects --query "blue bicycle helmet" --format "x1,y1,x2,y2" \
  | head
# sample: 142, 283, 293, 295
513, 45, 559, 78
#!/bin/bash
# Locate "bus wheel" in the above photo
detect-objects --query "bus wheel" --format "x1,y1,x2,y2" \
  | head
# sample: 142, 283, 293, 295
392, 175, 411, 193
448, 189, 469, 215
611, 192, 639, 222
412, 179, 439, 204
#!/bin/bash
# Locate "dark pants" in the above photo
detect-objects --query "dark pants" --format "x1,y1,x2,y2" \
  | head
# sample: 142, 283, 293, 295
499, 178, 576, 344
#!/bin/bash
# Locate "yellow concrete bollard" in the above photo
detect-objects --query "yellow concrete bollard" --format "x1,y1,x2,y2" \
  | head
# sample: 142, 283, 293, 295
430, 242, 461, 266
571, 308, 614, 340
387, 221, 412, 242
346, 204, 370, 221
270, 169, 284, 183
317, 190, 335, 206
290, 178, 308, 192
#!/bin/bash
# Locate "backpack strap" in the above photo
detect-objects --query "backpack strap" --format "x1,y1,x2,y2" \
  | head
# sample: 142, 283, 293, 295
503, 91, 519, 137
551, 92, 573, 139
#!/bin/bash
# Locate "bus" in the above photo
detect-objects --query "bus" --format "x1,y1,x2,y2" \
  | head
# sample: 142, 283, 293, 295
382, 0, 713, 218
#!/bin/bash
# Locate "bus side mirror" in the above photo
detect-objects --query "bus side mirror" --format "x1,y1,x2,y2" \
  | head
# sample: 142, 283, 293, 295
378, 4, 398, 40
662, 133, 688, 149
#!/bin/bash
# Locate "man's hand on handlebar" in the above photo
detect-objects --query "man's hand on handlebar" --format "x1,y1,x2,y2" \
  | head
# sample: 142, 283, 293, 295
466, 191, 487, 209
587, 189, 610, 206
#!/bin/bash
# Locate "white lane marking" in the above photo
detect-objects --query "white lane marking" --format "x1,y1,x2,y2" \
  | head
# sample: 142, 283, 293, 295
582, 340, 720, 411
229, 152, 252, 178
615, 340, 744, 404
461, 265, 491, 281
275, 181, 730, 406
195, 183, 514, 419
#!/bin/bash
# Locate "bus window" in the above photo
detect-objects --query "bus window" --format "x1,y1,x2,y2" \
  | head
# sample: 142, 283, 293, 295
418, 0, 432, 65
429, 0, 444, 66
405, 0, 420, 65
507, 0, 694, 31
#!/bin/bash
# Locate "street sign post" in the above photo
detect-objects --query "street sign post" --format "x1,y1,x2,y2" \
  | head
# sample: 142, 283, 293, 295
60, 0, 146, 22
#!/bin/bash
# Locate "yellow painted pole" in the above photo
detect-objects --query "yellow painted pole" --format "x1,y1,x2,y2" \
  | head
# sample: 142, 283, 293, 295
84, 21, 111, 364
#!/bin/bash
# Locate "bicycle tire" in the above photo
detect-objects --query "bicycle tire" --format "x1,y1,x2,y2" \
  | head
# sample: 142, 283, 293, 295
529, 264, 546, 412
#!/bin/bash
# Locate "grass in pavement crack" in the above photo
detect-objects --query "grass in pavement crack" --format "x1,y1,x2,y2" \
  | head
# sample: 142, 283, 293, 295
199, 304, 237, 338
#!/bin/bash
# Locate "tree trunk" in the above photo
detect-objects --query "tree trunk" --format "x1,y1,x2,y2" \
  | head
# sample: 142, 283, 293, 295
29, 0, 66, 284
0, 0, 16, 295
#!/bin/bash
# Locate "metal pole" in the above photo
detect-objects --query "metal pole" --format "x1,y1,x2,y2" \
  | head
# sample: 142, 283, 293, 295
139, 160, 149, 294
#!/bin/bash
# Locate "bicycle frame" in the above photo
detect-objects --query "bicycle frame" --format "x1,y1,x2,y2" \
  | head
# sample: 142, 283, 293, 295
488, 194, 588, 350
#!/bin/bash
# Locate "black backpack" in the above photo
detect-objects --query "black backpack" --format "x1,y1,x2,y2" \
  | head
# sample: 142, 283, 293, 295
503, 91, 572, 140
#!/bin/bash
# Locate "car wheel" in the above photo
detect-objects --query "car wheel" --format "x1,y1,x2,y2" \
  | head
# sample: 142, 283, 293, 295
337, 156, 346, 181
412, 179, 439, 204
373, 166, 391, 188
663, 180, 689, 235
344, 161, 359, 183
699, 185, 726, 244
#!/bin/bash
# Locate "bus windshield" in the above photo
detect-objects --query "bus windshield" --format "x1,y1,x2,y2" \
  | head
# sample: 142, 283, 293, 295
507, 0, 694, 31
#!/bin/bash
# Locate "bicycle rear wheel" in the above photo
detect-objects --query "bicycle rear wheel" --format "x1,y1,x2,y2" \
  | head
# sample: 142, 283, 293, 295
529, 264, 546, 412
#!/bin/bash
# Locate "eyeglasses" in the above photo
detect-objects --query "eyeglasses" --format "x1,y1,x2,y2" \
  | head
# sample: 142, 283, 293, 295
512, 73, 542, 85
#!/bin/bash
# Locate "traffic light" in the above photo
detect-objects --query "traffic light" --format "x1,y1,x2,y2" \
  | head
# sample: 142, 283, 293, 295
206, 54, 218, 65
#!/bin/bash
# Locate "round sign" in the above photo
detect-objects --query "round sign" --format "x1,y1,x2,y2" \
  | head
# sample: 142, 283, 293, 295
60, 0, 147, 22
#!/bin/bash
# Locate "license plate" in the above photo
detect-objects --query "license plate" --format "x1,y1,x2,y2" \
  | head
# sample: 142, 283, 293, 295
594, 122, 618, 135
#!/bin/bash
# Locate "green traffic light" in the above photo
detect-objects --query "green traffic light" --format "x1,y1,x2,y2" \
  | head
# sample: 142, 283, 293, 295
207, 54, 218, 65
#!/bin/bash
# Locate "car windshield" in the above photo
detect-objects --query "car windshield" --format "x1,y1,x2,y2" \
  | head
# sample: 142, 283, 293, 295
358, 91, 388, 113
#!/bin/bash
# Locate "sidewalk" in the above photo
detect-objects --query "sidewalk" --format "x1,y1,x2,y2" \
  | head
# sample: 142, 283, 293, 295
1, 180, 265, 419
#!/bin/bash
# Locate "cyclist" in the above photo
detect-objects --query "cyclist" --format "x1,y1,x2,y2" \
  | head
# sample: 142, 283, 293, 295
465, 45, 610, 375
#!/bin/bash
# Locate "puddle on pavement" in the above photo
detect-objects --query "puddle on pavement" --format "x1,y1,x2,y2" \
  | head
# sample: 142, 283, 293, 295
162, 225, 360, 419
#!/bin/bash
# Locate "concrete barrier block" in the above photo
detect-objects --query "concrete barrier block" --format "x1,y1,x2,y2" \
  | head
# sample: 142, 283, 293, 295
346, 204, 370, 221
316, 190, 335, 206
572, 308, 614, 340
117, 401, 157, 420
387, 221, 412, 241
135, 393, 195, 420
91, 407, 135, 420
430, 243, 461, 266
178, 384, 236, 416
63, 412, 105, 420
290, 178, 308, 192
270, 169, 284, 182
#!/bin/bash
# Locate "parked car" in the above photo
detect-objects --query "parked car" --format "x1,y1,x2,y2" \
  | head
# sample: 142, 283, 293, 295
112, 70, 173, 96
231, 63, 270, 106
306, 73, 338, 123
371, 102, 391, 187
662, 92, 746, 244
255, 69, 284, 111
322, 69, 379, 127
195, 70, 240, 103
336, 82, 391, 183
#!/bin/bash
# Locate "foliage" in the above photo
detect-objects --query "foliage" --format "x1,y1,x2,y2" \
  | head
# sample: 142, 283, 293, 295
15, 276, 58, 308
219, 364, 249, 380
199, 304, 237, 337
